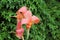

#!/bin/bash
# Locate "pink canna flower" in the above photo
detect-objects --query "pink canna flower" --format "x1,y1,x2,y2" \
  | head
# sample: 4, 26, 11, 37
16, 7, 40, 39
11, 6, 40, 40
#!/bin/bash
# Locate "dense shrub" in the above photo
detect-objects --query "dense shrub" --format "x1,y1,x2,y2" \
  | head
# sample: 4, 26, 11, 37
0, 0, 60, 40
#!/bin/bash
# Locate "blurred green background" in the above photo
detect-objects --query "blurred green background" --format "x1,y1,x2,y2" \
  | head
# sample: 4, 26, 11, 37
0, 0, 60, 40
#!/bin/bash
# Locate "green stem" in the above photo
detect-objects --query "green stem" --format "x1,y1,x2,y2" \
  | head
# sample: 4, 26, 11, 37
22, 36, 24, 40
26, 29, 30, 40
8, 31, 15, 33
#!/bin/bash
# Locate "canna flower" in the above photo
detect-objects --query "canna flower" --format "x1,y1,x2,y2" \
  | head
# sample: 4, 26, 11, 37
11, 6, 40, 40
16, 6, 40, 40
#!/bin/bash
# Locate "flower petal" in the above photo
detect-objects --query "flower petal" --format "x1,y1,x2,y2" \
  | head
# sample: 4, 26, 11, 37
21, 18, 28, 24
18, 6, 27, 14
16, 28, 24, 39
24, 10, 32, 18
32, 15, 40, 24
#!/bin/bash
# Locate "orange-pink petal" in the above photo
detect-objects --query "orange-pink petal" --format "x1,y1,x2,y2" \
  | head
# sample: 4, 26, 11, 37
16, 28, 24, 39
24, 10, 32, 19
32, 15, 40, 24
18, 6, 27, 14
21, 18, 28, 24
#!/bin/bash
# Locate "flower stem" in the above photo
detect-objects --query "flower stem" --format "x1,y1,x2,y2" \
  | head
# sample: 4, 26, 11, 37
26, 29, 30, 40
22, 36, 24, 40
8, 31, 15, 33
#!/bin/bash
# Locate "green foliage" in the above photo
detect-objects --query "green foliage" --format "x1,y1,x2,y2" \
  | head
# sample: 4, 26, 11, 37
0, 0, 60, 40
